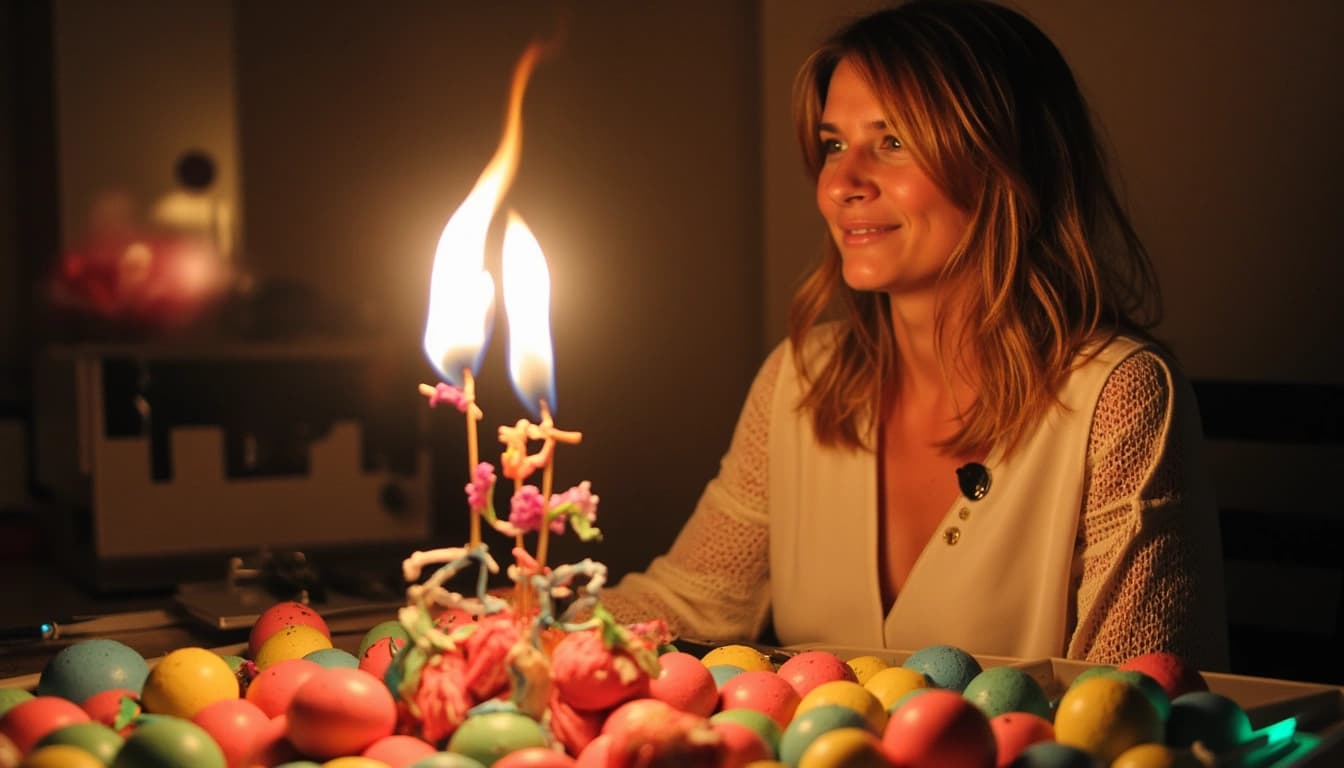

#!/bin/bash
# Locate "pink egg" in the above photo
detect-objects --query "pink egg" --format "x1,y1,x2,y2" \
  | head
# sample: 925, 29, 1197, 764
245, 658, 321, 718
1118, 651, 1208, 701
718, 670, 801, 729
711, 720, 772, 768
192, 697, 270, 768
574, 733, 616, 768
0, 696, 90, 755
494, 746, 578, 767
883, 688, 995, 768
248, 601, 331, 658
649, 652, 719, 717
80, 688, 139, 735
776, 650, 858, 699
358, 635, 404, 683
361, 733, 437, 767
549, 691, 606, 756
600, 699, 721, 767
988, 712, 1054, 768
286, 667, 396, 759
243, 714, 300, 767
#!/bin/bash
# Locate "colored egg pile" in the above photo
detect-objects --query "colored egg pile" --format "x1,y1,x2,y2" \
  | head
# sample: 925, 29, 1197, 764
0, 601, 1257, 768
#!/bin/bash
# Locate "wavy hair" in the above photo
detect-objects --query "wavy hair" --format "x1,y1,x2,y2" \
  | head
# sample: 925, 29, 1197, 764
789, 0, 1160, 455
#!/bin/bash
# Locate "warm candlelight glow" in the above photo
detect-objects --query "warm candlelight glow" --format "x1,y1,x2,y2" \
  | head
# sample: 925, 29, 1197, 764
422, 41, 546, 386
502, 211, 556, 419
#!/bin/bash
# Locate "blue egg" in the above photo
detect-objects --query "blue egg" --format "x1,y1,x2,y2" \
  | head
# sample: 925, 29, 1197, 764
302, 647, 359, 669
708, 663, 746, 688
902, 644, 982, 692
779, 703, 873, 765
36, 638, 150, 703
1166, 691, 1251, 752
1010, 741, 1100, 767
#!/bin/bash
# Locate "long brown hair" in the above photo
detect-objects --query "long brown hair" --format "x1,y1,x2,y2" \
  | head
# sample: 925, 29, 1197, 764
789, 0, 1160, 455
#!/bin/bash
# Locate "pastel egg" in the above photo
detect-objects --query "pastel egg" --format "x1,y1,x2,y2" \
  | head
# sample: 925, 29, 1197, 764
709, 664, 746, 689
776, 651, 858, 699
1112, 743, 1203, 768
902, 645, 982, 692
192, 697, 270, 768
1053, 675, 1161, 764
361, 734, 438, 766
1103, 669, 1172, 723
701, 645, 774, 673
779, 705, 872, 765
863, 666, 930, 712
710, 708, 783, 758
36, 639, 151, 703
882, 688, 996, 768
247, 658, 322, 719
844, 656, 890, 687
357, 620, 411, 660
796, 727, 888, 768
287, 668, 397, 759
81, 688, 139, 735
324, 758, 392, 768
139, 647, 239, 719
20, 743, 105, 768
648, 652, 718, 717
1117, 652, 1207, 702
1165, 691, 1251, 753
255, 625, 334, 671
492, 745, 578, 767
407, 755, 489, 768
305, 648, 360, 669
0, 695, 91, 754
962, 666, 1052, 718
34, 720, 124, 764
1011, 741, 1099, 767
988, 712, 1055, 766
0, 689, 34, 719
446, 711, 549, 766
360, 637, 407, 688
719, 670, 801, 729
245, 714, 303, 766
796, 680, 886, 733
113, 716, 227, 768
711, 720, 772, 767
249, 601, 331, 658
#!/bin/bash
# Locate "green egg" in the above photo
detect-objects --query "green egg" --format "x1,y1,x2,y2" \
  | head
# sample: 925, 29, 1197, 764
358, 619, 411, 659
0, 688, 34, 719
36, 721, 124, 764
1104, 669, 1172, 723
962, 666, 1052, 719
303, 647, 360, 669
408, 753, 489, 768
111, 716, 226, 768
446, 711, 548, 766
779, 703, 872, 765
712, 707, 783, 757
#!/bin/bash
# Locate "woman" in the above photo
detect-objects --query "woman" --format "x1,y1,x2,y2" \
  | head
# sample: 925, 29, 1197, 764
603, 0, 1228, 669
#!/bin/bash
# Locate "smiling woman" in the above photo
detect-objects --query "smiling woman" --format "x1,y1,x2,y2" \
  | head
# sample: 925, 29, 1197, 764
602, 0, 1229, 671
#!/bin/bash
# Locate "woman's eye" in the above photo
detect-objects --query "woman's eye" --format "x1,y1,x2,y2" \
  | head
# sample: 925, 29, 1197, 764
880, 135, 903, 150
820, 137, 845, 155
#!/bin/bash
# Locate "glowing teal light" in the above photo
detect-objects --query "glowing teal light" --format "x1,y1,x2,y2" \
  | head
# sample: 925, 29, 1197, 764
1259, 716, 1298, 746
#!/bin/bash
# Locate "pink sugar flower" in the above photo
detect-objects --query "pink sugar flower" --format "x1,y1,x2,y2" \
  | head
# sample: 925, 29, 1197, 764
424, 382, 471, 412
465, 462, 496, 513
509, 485, 546, 533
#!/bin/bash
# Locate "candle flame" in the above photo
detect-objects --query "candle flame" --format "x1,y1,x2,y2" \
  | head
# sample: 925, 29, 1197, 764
502, 211, 555, 419
422, 40, 546, 385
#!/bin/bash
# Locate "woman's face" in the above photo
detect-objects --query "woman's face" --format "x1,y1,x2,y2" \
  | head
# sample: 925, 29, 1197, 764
816, 58, 971, 299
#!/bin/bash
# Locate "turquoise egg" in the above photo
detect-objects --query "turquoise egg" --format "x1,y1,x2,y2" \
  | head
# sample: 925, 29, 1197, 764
709, 663, 746, 688
303, 648, 360, 669
1012, 741, 1100, 766
778, 703, 872, 765
902, 645, 982, 692
37, 638, 151, 702
446, 711, 548, 766
962, 666, 1052, 718
1166, 691, 1251, 752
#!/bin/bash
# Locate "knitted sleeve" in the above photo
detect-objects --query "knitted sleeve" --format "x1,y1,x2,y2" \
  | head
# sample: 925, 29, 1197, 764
1066, 349, 1229, 670
598, 344, 783, 642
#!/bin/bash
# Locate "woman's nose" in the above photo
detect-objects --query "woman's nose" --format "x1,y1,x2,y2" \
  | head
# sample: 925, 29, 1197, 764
824, 154, 876, 205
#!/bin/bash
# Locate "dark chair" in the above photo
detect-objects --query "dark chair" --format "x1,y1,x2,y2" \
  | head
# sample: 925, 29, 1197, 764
1192, 378, 1344, 685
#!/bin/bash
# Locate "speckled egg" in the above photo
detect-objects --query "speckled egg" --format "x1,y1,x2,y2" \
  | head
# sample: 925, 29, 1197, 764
1117, 652, 1207, 702
34, 720, 124, 764
648, 651, 719, 717
711, 708, 783, 758
255, 624, 334, 671
249, 601, 331, 658
139, 647, 239, 719
719, 670, 802, 729
357, 620, 412, 659
776, 651, 858, 699
304, 648, 360, 669
287, 667, 397, 760
844, 656, 890, 687
112, 716, 226, 768
711, 720, 773, 767
902, 645, 982, 692
0, 695, 91, 754
780, 704, 874, 766
863, 666, 930, 712
882, 688, 996, 768
1165, 691, 1251, 753
247, 658, 321, 719
988, 711, 1055, 766
962, 666, 1052, 719
709, 664, 747, 689
36, 639, 150, 703
796, 727, 889, 768
1054, 675, 1161, 764
361, 734, 438, 766
701, 645, 774, 673
795, 680, 887, 733
1011, 741, 1100, 767
192, 697, 270, 768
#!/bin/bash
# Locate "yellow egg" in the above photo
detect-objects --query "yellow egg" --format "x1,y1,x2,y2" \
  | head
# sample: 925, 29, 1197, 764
798, 727, 889, 768
1055, 675, 1162, 764
1112, 743, 1202, 768
845, 655, 890, 686
140, 647, 240, 719
255, 623, 334, 671
324, 758, 391, 768
863, 666, 930, 711
742, 762, 790, 768
796, 680, 887, 733
701, 644, 775, 673
20, 744, 105, 768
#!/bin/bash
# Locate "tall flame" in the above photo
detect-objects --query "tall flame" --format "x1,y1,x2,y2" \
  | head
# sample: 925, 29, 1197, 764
502, 211, 556, 419
422, 41, 546, 385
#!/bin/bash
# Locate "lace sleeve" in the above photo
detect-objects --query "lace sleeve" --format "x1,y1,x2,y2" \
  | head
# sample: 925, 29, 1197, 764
599, 345, 783, 642
1067, 350, 1228, 669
